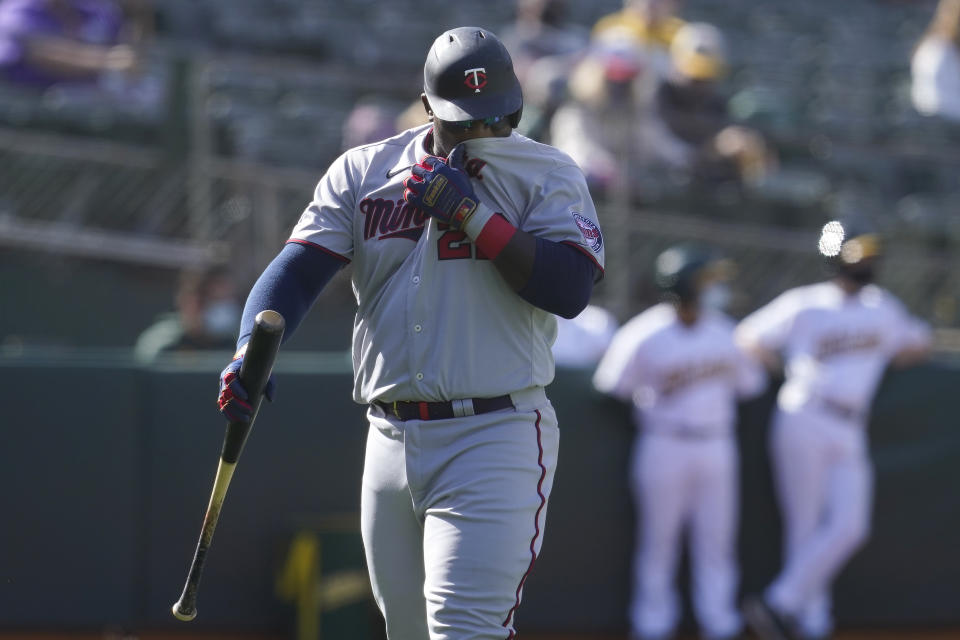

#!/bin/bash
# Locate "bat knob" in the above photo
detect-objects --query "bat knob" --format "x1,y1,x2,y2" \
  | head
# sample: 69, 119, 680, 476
255, 309, 285, 334
171, 602, 197, 621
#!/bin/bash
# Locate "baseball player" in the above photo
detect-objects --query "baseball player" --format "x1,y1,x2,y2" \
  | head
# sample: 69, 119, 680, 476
216, 27, 605, 640
737, 220, 933, 640
593, 245, 766, 640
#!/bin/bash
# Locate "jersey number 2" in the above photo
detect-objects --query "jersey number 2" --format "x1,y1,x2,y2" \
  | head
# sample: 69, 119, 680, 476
437, 229, 490, 261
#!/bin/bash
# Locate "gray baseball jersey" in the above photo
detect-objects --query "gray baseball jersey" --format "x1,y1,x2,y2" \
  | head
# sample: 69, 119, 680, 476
289, 123, 605, 404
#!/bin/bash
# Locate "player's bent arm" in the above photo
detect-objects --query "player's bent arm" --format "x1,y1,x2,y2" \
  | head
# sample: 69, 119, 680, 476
734, 346, 769, 400
462, 205, 596, 318
890, 325, 934, 369
891, 343, 932, 368
403, 153, 597, 317
235, 242, 347, 348
734, 330, 782, 373
592, 330, 645, 402
219, 242, 345, 421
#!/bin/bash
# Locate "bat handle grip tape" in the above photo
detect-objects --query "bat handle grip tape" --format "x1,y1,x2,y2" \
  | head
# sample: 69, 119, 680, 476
222, 310, 285, 464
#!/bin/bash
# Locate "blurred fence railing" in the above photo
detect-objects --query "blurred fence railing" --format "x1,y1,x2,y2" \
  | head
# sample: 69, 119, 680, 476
1, 48, 958, 328
1, 125, 957, 328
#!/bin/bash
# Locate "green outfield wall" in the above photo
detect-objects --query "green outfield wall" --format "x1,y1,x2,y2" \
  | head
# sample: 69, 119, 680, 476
1, 352, 958, 636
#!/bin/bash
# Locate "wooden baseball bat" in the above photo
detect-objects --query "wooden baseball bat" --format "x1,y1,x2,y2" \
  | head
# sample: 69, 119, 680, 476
171, 309, 285, 622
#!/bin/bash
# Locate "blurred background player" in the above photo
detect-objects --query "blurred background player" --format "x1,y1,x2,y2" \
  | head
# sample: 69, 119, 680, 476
593, 244, 766, 640
736, 220, 933, 640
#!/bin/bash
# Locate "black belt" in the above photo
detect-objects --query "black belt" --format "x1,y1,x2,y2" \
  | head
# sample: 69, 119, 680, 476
374, 394, 514, 421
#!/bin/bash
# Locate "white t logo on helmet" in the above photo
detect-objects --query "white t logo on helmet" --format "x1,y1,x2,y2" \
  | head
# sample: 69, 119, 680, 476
464, 67, 487, 92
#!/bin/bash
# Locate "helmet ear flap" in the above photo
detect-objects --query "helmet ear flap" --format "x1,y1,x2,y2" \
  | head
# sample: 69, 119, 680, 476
508, 107, 522, 129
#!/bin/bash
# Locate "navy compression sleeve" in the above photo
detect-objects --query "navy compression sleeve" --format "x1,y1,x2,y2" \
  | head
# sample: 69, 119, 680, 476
517, 239, 598, 319
236, 242, 346, 348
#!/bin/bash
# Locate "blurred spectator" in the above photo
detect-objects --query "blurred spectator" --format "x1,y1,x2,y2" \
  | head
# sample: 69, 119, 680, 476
0, 0, 164, 116
395, 96, 431, 132
134, 266, 242, 363
592, 0, 686, 78
549, 30, 692, 197
499, 0, 589, 141
0, 0, 139, 88
550, 24, 777, 199
499, 0, 588, 83
654, 22, 776, 186
341, 98, 400, 150
911, 0, 960, 122
552, 303, 620, 369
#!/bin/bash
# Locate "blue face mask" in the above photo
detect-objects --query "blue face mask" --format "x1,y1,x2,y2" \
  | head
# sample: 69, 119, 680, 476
203, 301, 241, 337
700, 282, 731, 311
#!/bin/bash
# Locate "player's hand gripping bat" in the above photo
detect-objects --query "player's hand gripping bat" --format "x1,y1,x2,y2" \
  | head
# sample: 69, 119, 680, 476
171, 309, 285, 621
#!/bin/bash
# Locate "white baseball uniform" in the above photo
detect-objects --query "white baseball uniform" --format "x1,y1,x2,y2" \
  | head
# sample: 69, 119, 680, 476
736, 280, 932, 637
289, 123, 604, 639
593, 302, 766, 640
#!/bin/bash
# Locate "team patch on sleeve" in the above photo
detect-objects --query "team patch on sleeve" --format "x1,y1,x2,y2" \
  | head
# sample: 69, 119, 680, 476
573, 213, 603, 253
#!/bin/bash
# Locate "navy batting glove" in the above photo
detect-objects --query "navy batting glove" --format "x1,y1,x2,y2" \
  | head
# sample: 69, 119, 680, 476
403, 149, 479, 229
217, 356, 276, 422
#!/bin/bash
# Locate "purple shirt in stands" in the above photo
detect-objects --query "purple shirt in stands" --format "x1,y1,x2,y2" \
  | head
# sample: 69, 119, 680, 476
0, 0, 123, 87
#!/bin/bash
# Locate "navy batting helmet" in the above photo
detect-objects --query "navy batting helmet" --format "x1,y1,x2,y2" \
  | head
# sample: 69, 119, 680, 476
655, 244, 727, 303
423, 27, 523, 127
